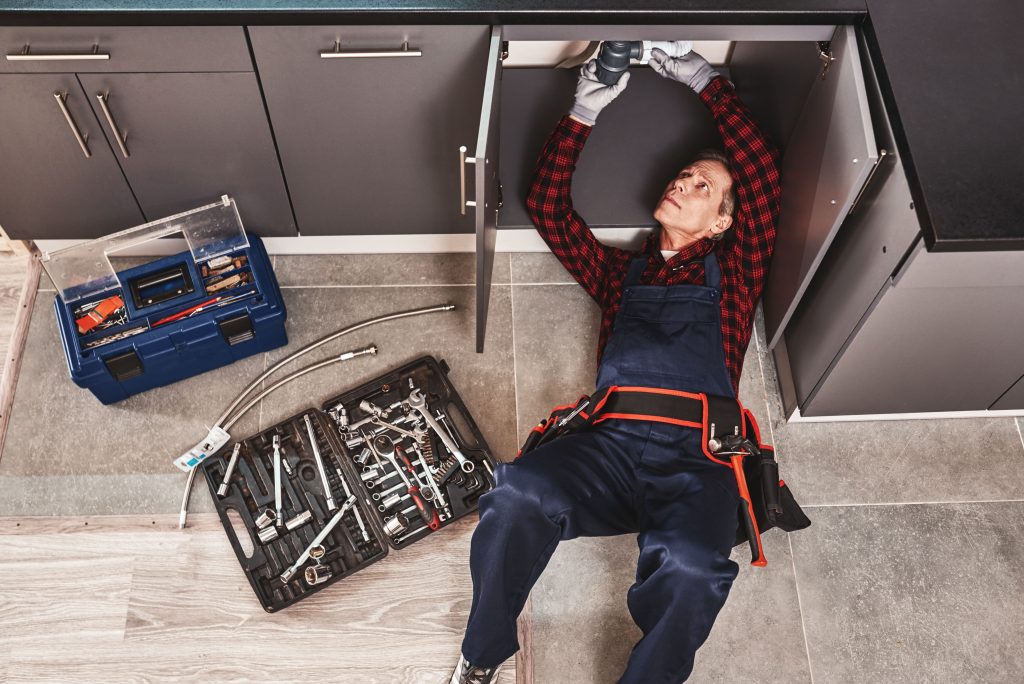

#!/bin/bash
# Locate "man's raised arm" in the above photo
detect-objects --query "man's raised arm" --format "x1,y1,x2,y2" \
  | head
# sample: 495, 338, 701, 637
649, 49, 781, 301
525, 61, 632, 308
699, 76, 782, 301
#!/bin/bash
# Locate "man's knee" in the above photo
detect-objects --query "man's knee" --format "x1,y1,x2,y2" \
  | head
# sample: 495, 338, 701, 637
637, 533, 739, 602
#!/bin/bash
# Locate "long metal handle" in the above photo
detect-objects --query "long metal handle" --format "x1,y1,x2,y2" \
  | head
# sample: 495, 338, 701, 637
320, 40, 422, 59
52, 91, 91, 159
459, 145, 477, 216
8, 44, 109, 61
95, 91, 129, 159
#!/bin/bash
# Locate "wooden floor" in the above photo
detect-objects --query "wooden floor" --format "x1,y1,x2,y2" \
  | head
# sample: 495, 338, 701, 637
1, 515, 517, 684
0, 252, 523, 683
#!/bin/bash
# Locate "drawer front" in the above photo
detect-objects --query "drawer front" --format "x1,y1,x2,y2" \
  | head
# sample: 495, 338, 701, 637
0, 26, 252, 73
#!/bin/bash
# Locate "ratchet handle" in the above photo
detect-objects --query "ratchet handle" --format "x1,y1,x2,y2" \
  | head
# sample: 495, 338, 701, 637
407, 484, 440, 530
730, 454, 767, 567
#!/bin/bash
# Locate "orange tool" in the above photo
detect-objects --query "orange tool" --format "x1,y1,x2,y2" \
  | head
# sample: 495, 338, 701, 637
75, 295, 124, 335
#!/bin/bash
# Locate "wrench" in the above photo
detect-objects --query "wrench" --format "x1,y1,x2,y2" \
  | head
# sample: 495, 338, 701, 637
273, 434, 283, 526
406, 387, 474, 474
336, 468, 371, 543
279, 494, 356, 583
304, 413, 337, 511
409, 442, 448, 510
366, 433, 439, 531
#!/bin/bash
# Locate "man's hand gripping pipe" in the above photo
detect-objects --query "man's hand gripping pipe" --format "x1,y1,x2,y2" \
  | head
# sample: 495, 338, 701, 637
176, 304, 457, 528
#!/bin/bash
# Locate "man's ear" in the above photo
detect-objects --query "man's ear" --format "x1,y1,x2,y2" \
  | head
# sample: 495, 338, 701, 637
710, 213, 733, 236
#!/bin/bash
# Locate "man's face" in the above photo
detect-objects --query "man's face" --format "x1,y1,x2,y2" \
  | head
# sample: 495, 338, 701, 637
653, 160, 733, 239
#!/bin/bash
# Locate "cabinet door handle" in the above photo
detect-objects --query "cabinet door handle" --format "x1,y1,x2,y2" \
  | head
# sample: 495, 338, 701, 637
95, 91, 130, 159
459, 145, 477, 216
8, 43, 110, 61
320, 40, 422, 59
52, 90, 91, 159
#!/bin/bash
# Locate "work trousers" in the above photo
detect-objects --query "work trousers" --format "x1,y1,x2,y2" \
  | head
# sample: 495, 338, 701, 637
461, 419, 740, 684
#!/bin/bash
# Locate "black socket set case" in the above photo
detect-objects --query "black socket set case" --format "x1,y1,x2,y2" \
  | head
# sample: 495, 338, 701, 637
202, 356, 496, 612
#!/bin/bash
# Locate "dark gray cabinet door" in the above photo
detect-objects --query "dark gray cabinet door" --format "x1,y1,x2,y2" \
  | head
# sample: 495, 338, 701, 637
78, 72, 296, 237
761, 25, 879, 349
0, 73, 143, 239
248, 25, 491, 236
470, 27, 503, 353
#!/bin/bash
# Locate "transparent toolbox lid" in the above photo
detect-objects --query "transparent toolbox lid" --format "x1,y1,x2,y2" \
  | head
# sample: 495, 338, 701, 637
41, 195, 249, 303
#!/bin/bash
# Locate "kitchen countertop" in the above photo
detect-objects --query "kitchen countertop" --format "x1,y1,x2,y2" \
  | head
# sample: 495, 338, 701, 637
2, 0, 1018, 251
864, 0, 1022, 251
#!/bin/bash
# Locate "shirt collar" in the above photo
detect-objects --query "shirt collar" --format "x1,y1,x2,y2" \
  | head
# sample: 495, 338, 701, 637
645, 230, 716, 268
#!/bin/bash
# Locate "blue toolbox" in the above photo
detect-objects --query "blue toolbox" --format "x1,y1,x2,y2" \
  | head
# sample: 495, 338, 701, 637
41, 196, 288, 404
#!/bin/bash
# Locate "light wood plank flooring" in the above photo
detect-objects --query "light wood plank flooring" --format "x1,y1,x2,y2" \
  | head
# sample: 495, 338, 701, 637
1, 514, 518, 684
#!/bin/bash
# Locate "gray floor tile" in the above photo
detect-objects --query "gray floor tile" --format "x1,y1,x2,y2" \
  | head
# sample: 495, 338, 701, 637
791, 502, 1024, 683
254, 284, 518, 462
511, 252, 577, 285
752, 308, 1024, 505
531, 532, 809, 684
0, 291, 263, 514
274, 253, 510, 287
510, 284, 601, 440
0, 473, 214, 516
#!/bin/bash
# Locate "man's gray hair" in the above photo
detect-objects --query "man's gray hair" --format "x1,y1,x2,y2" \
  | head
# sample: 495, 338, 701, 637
691, 149, 737, 241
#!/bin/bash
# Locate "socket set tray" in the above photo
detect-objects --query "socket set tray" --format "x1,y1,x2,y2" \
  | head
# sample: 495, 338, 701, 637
202, 356, 496, 612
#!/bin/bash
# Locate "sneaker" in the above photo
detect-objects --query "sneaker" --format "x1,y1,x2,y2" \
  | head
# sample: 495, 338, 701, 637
448, 654, 502, 684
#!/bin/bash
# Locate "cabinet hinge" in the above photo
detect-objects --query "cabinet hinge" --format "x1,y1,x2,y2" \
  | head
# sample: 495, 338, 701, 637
816, 41, 835, 80
501, 41, 509, 62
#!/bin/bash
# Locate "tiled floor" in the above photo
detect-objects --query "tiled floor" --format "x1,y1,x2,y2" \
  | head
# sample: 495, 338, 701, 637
2, 252, 1024, 683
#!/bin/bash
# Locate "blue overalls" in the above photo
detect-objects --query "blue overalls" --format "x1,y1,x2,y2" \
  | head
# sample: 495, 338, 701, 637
462, 252, 741, 684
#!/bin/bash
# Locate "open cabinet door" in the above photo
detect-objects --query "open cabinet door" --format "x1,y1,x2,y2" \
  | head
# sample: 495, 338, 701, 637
762, 25, 879, 349
470, 26, 503, 353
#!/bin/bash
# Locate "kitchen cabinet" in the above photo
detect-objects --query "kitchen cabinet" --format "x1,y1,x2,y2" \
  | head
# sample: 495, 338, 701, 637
77, 72, 295, 235
0, 73, 144, 240
773, 28, 1024, 415
478, 24, 873, 355
0, 26, 294, 240
248, 25, 492, 237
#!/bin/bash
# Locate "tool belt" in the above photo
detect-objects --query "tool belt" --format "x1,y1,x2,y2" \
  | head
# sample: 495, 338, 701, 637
517, 386, 811, 567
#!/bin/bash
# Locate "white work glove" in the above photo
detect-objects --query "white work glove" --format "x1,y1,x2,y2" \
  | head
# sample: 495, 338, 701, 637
648, 47, 719, 94
568, 60, 630, 126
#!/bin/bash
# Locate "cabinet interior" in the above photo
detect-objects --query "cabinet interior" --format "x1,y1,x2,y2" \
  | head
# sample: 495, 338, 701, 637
497, 31, 830, 234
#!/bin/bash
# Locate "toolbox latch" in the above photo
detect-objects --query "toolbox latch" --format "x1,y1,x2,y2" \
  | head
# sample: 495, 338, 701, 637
219, 313, 255, 346
104, 349, 144, 382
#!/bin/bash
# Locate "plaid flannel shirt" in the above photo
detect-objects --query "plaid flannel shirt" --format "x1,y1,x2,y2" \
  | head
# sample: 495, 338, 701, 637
525, 76, 782, 395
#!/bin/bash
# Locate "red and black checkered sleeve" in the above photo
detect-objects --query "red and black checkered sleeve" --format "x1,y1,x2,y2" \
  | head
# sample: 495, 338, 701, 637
526, 116, 630, 308
700, 77, 782, 302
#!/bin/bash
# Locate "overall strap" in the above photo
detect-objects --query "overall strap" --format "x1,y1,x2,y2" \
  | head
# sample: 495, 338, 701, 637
623, 256, 648, 288
703, 251, 722, 290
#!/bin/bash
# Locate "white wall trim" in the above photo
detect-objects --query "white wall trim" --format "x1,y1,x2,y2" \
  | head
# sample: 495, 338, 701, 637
36, 228, 653, 257
788, 407, 1024, 423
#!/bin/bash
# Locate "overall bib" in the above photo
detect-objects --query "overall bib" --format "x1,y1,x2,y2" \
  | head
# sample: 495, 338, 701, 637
463, 253, 741, 684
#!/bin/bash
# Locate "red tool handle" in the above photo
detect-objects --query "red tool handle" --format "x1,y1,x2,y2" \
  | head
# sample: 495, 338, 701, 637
397, 447, 440, 531
729, 454, 767, 567
152, 296, 221, 327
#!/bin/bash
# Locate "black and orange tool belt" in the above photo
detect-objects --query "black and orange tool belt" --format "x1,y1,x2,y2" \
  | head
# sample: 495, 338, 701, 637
517, 386, 811, 567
